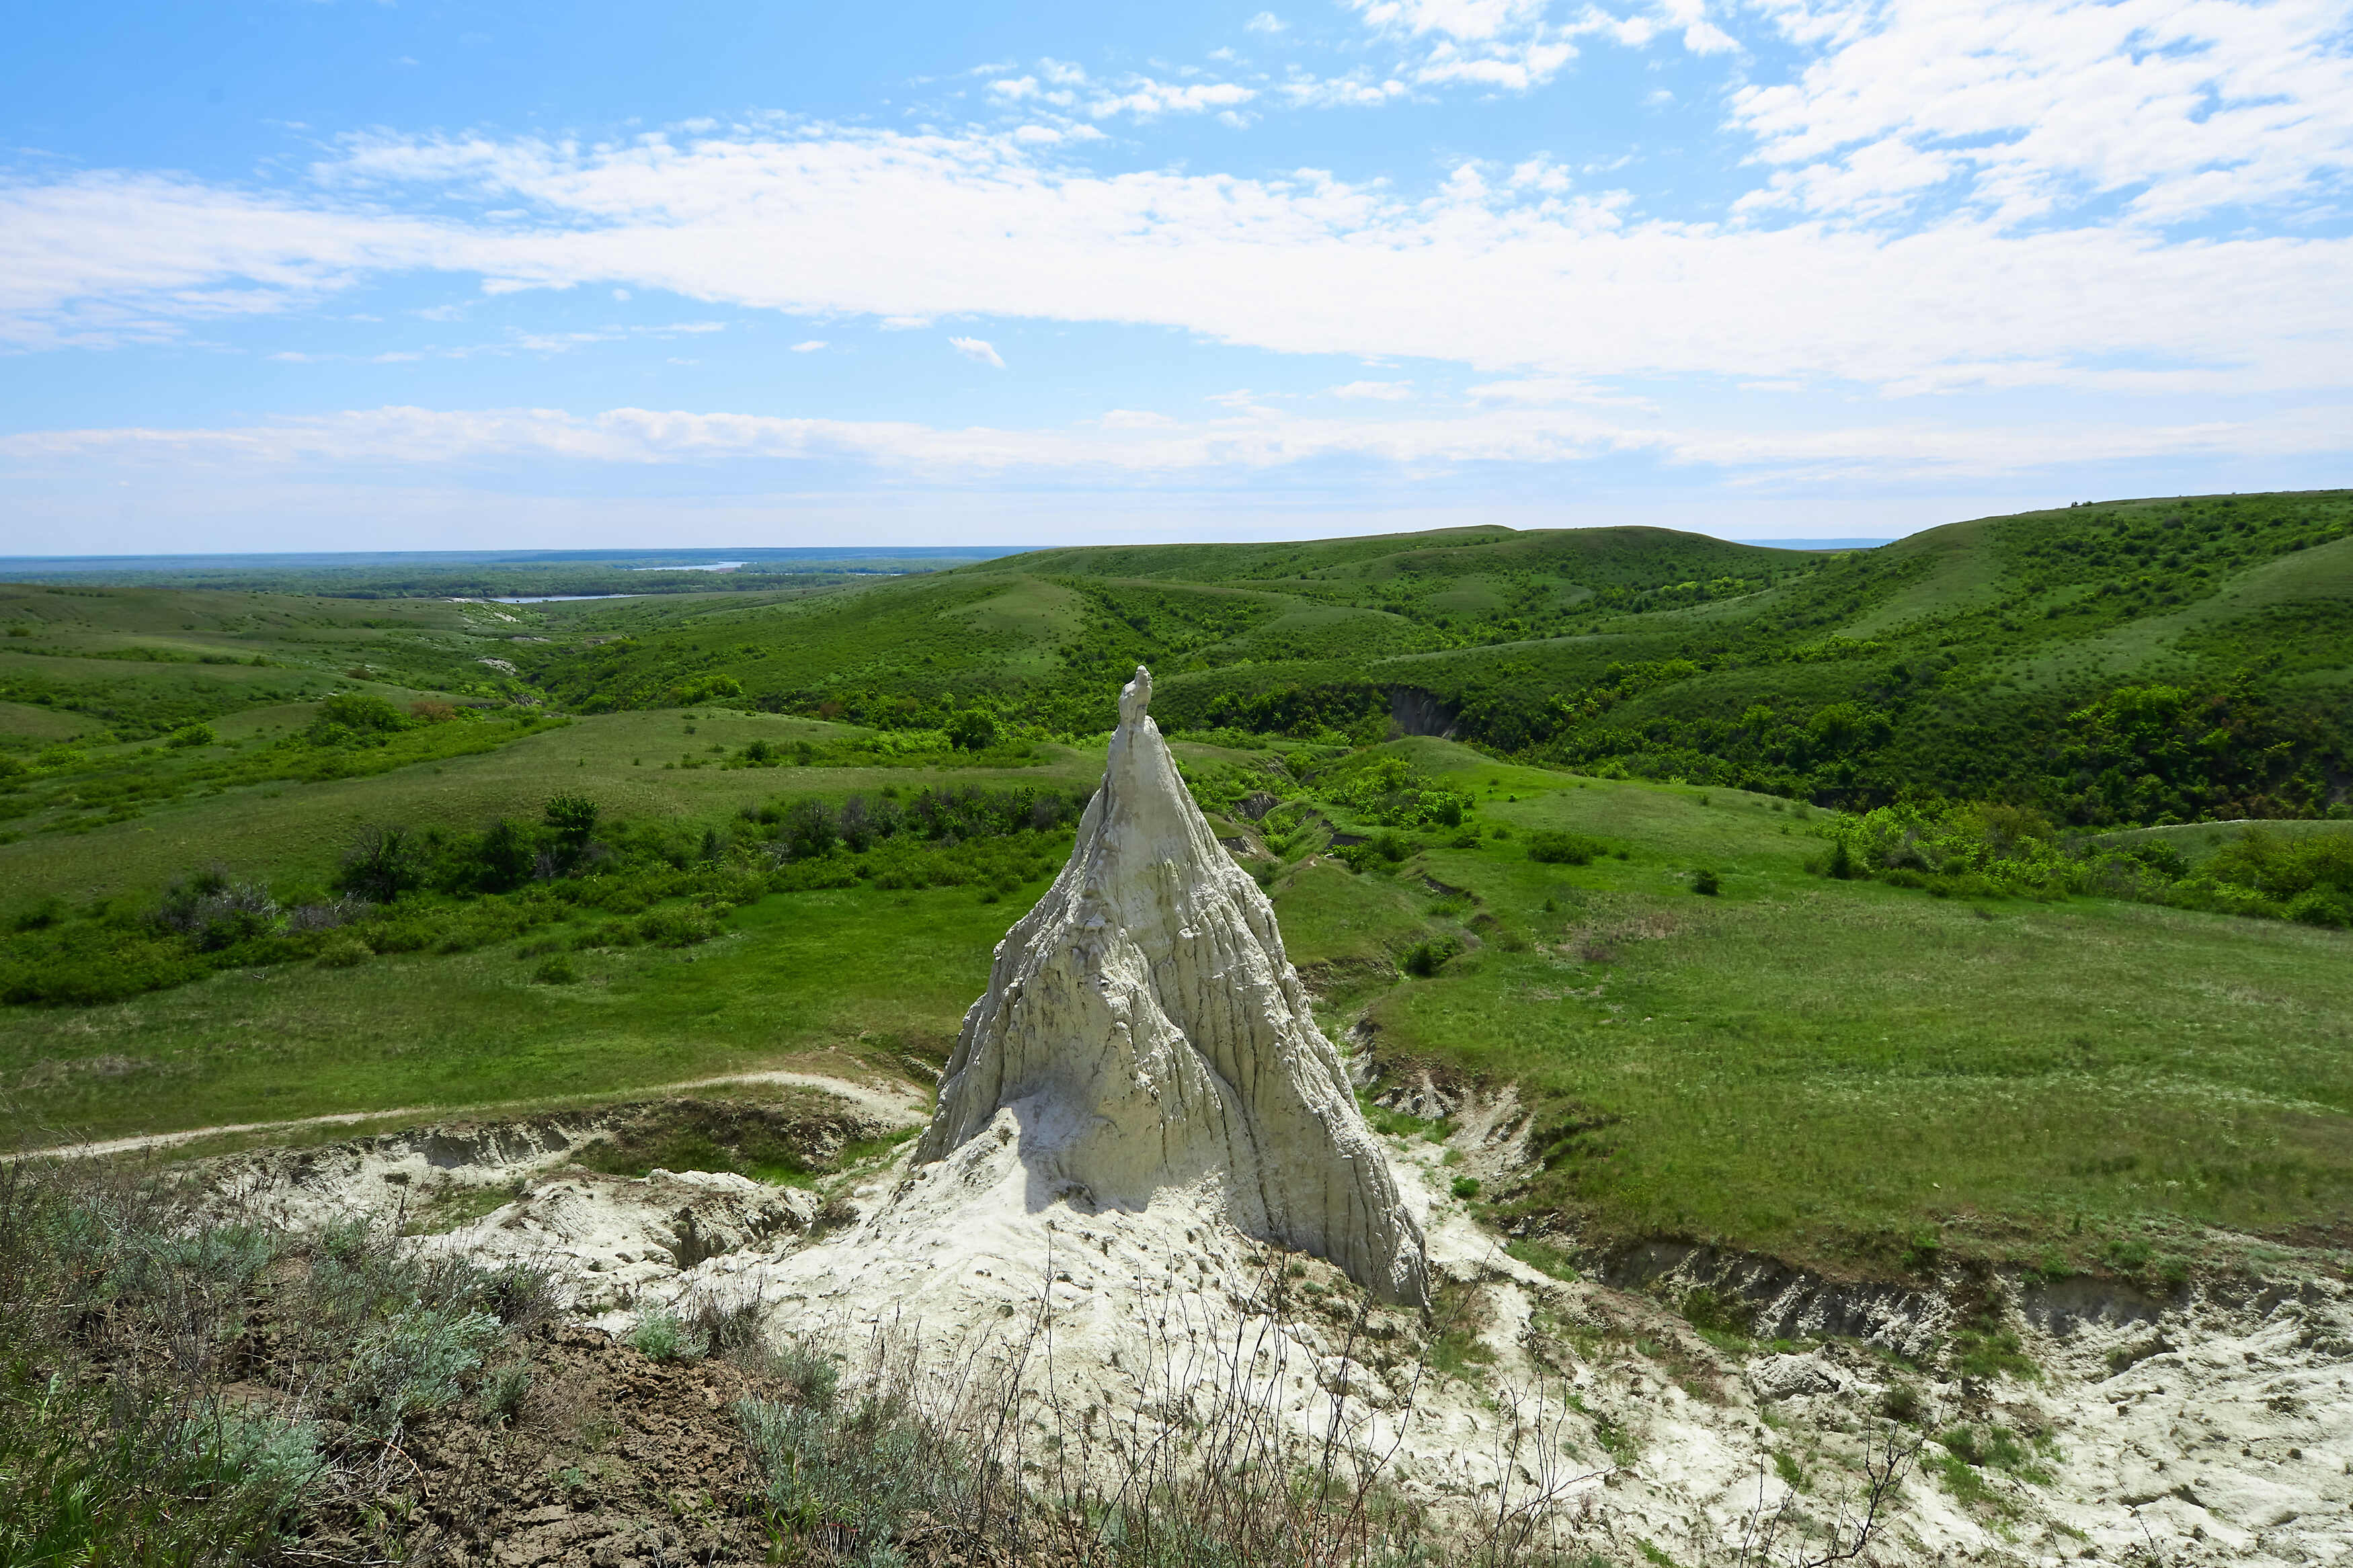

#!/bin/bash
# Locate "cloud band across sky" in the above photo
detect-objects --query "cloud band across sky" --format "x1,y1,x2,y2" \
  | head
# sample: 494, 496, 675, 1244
8, 129, 2350, 394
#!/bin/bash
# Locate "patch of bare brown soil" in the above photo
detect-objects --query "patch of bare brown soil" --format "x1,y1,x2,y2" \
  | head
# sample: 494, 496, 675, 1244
305, 1328, 770, 1568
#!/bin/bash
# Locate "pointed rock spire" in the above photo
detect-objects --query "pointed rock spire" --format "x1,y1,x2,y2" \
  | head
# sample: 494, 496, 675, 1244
916, 666, 1429, 1306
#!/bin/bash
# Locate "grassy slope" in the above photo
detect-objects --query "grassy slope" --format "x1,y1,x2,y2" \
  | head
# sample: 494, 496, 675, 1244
1320, 742, 2353, 1268
0, 582, 534, 741
6, 881, 1027, 1142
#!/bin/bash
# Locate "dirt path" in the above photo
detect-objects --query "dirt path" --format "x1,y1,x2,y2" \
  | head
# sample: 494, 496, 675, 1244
9, 1067, 932, 1163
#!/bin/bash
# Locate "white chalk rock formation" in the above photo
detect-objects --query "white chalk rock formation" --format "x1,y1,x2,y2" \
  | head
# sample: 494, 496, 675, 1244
914, 666, 1427, 1305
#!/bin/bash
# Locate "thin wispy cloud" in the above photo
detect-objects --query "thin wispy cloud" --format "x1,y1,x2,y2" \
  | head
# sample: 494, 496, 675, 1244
11, 401, 2343, 486
949, 335, 1006, 368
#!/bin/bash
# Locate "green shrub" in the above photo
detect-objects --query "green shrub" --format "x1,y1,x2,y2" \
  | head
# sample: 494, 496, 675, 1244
543, 792, 600, 861
335, 825, 426, 903
1311, 753, 1472, 827
315, 934, 371, 968
779, 796, 838, 860
628, 1308, 699, 1363
1691, 868, 1721, 895
153, 868, 280, 951
2205, 827, 2353, 903
1878, 1384, 1925, 1423
342, 1306, 502, 1436
1527, 830, 1607, 865
946, 709, 998, 751
531, 954, 579, 984
636, 907, 720, 948
477, 1359, 533, 1426
2285, 886, 2353, 927
1404, 936, 1461, 977
165, 723, 216, 748
1679, 1286, 1750, 1341
11, 897, 64, 932
307, 692, 408, 743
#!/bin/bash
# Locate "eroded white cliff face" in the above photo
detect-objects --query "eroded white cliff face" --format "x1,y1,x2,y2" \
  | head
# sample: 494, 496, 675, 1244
916, 666, 1427, 1306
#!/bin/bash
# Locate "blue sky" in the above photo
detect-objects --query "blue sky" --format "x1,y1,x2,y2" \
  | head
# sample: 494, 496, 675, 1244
3, 0, 2349, 553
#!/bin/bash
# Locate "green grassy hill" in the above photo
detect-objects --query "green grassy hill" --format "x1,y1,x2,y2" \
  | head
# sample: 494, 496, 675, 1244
2, 490, 2349, 1282
500, 490, 2353, 825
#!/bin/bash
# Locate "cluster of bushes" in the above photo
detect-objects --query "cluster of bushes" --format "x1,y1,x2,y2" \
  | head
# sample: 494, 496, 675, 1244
746, 784, 1087, 900
1334, 831, 1414, 874
334, 792, 604, 900
3, 783, 1096, 1007
723, 714, 1033, 770
1, 794, 717, 1005
1526, 830, 1609, 866
753, 783, 1085, 860
1196, 680, 1390, 743
2186, 829, 2353, 925
1308, 753, 1474, 829
303, 692, 467, 747
1818, 804, 2353, 926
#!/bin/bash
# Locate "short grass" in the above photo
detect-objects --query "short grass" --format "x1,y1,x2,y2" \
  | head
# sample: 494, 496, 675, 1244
4, 877, 1031, 1145
1837, 518, 2007, 640
1283, 740, 2353, 1269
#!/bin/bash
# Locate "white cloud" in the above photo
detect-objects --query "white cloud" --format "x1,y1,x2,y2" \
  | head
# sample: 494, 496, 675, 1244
5, 114, 2351, 405
9, 399, 2344, 487
1330, 379, 1412, 399
1681, 19, 1737, 54
1087, 78, 1256, 119
790, 339, 827, 352
1729, 0, 2353, 227
950, 335, 1006, 368
1246, 11, 1287, 33
1467, 375, 1646, 407
1279, 73, 1412, 108
1348, 0, 1581, 92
